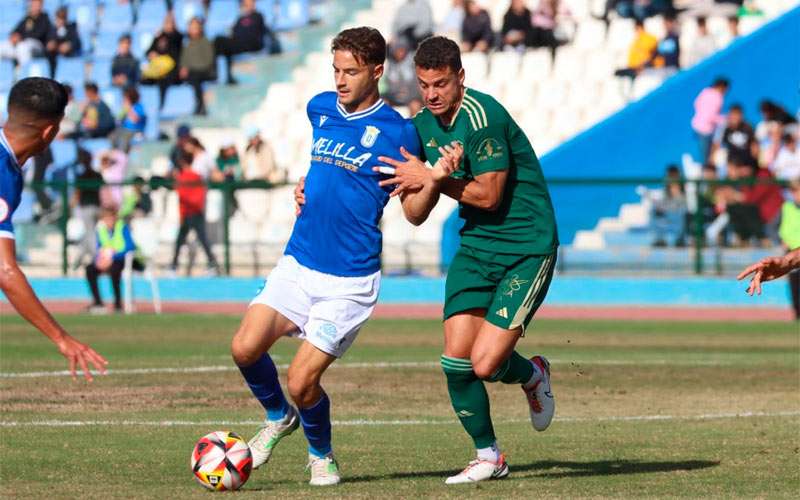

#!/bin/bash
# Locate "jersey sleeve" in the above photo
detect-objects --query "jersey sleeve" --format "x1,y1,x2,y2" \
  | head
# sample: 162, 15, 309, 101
0, 180, 15, 239
466, 122, 511, 176
401, 120, 424, 161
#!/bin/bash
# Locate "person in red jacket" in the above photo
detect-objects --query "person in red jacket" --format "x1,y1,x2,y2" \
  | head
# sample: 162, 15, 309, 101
170, 152, 220, 275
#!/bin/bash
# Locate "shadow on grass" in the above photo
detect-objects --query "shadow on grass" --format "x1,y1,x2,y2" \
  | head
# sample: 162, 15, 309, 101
343, 459, 720, 483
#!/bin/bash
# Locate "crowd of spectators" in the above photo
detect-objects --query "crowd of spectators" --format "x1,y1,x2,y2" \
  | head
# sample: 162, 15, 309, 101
653, 80, 800, 249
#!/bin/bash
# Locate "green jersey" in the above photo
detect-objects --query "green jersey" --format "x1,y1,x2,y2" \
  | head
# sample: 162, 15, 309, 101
412, 88, 558, 255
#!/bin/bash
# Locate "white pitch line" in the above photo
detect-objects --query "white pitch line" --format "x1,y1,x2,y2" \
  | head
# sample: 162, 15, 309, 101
0, 411, 798, 428
0, 358, 743, 379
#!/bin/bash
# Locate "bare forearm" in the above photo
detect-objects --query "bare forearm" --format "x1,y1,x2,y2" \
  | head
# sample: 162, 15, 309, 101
1, 266, 67, 343
438, 176, 499, 211
401, 181, 441, 226
786, 248, 800, 268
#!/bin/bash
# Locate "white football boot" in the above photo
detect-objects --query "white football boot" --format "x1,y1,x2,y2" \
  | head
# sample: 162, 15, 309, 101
307, 453, 341, 486
522, 355, 555, 431
445, 454, 509, 484
248, 405, 299, 468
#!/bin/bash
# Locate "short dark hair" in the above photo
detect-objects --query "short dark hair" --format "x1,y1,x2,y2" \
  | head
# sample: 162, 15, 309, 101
713, 77, 729, 89
8, 77, 68, 121
84, 81, 99, 93
697, 16, 707, 27
124, 86, 140, 104
119, 33, 131, 43
729, 103, 743, 113
331, 27, 386, 66
414, 36, 462, 72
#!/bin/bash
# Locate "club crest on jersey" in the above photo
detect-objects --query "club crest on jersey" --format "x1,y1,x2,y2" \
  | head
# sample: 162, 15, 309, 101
360, 125, 381, 148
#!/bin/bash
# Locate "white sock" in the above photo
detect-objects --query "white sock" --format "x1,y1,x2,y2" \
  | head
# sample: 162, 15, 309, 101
524, 359, 543, 387
476, 442, 501, 463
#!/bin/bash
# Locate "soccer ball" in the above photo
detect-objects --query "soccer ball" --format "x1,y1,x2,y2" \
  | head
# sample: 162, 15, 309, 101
190, 431, 253, 491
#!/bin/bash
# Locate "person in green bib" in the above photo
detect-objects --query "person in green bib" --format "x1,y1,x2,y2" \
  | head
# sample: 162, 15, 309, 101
376, 36, 559, 484
85, 206, 143, 313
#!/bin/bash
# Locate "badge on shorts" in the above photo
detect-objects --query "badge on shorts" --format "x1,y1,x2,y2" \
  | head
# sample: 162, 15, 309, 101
360, 125, 381, 148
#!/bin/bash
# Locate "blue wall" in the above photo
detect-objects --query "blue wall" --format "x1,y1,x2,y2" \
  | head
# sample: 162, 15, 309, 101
3, 276, 790, 307
537, 6, 800, 243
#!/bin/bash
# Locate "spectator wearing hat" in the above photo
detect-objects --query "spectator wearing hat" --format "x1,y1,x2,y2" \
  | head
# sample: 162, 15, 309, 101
85, 206, 143, 314
170, 124, 192, 171
242, 128, 282, 183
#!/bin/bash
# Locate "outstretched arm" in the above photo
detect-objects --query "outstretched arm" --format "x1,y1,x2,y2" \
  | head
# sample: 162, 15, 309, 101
0, 238, 108, 380
736, 248, 800, 296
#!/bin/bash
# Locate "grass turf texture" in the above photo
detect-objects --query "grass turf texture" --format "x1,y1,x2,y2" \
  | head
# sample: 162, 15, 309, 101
1, 315, 798, 498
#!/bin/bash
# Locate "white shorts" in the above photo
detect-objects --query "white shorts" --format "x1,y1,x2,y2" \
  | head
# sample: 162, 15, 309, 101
250, 255, 381, 358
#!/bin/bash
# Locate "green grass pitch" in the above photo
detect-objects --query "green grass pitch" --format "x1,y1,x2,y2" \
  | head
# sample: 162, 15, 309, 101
1, 314, 798, 499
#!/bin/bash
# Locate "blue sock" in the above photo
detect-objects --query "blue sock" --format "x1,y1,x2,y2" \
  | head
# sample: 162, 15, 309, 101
237, 354, 289, 421
299, 392, 332, 458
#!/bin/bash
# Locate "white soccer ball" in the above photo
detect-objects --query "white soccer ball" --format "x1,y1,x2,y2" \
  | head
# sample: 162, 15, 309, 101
190, 431, 253, 491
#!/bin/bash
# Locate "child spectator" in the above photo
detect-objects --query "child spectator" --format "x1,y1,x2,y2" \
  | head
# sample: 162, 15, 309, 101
112, 34, 141, 88
110, 86, 147, 153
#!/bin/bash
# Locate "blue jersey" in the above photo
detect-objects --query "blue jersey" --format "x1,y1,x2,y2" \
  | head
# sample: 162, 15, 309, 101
0, 129, 23, 241
285, 92, 421, 277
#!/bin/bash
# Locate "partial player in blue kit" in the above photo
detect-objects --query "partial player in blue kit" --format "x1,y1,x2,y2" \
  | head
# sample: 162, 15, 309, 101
1, 77, 107, 381
229, 27, 452, 486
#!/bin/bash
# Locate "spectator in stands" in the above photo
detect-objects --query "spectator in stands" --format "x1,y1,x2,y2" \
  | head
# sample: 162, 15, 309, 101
383, 39, 422, 110
779, 180, 800, 319
717, 15, 740, 47
691, 78, 729, 163
242, 127, 281, 182
85, 206, 142, 314
170, 123, 192, 170
391, 0, 434, 50
649, 12, 680, 73
58, 84, 81, 139
215, 140, 241, 213
614, 19, 657, 90
0, 0, 51, 71
722, 155, 784, 246
756, 100, 797, 141
438, 0, 465, 42
530, 0, 574, 63
771, 133, 800, 181
80, 82, 116, 138
500, 0, 533, 51
214, 0, 276, 85
652, 165, 687, 247
170, 152, 220, 276
98, 149, 129, 208
112, 34, 141, 88
71, 147, 103, 269
141, 11, 183, 110
119, 176, 152, 220
44, 6, 81, 78
30, 147, 54, 221
616, 0, 673, 21
461, 0, 493, 53
109, 86, 147, 153
685, 16, 716, 67
760, 122, 784, 170
180, 17, 216, 116
184, 137, 214, 179
715, 103, 757, 165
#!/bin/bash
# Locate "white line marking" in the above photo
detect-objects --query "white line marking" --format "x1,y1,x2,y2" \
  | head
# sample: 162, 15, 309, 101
0, 358, 747, 379
0, 411, 798, 428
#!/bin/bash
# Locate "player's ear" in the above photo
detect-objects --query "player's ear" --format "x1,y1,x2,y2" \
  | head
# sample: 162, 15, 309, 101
457, 67, 465, 86
373, 63, 384, 81
41, 121, 60, 144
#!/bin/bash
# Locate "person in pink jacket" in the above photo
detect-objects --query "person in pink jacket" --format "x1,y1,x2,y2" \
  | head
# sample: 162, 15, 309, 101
691, 78, 729, 163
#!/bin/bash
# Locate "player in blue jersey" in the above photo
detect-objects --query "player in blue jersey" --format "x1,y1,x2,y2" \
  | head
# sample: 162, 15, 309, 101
1, 77, 107, 381
229, 27, 454, 486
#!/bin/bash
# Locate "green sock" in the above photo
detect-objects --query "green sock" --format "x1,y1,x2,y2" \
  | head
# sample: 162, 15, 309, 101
441, 356, 496, 449
488, 350, 534, 385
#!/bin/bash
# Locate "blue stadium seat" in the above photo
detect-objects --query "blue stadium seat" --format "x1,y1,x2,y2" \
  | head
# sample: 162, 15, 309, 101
140, 85, 161, 140
74, 1, 97, 34
175, 0, 204, 32
101, 86, 123, 115
160, 85, 195, 119
91, 58, 113, 88
0, 60, 14, 91
54, 57, 85, 88
136, 1, 168, 32
50, 139, 78, 169
93, 31, 121, 59
79, 138, 112, 158
132, 30, 154, 60
0, 91, 7, 123
21, 59, 50, 79
206, 0, 238, 36
99, 1, 133, 31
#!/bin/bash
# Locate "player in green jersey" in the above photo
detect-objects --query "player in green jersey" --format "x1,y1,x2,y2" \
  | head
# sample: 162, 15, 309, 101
376, 36, 559, 484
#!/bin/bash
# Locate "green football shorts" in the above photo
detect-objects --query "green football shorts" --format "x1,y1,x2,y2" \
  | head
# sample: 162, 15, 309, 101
444, 246, 556, 332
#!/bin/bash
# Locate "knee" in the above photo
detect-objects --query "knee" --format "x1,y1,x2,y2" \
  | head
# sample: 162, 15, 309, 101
230, 332, 262, 367
471, 354, 498, 381
287, 367, 320, 407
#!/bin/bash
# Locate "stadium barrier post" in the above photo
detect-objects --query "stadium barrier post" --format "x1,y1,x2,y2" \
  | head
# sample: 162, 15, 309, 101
59, 181, 69, 276
693, 180, 704, 275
